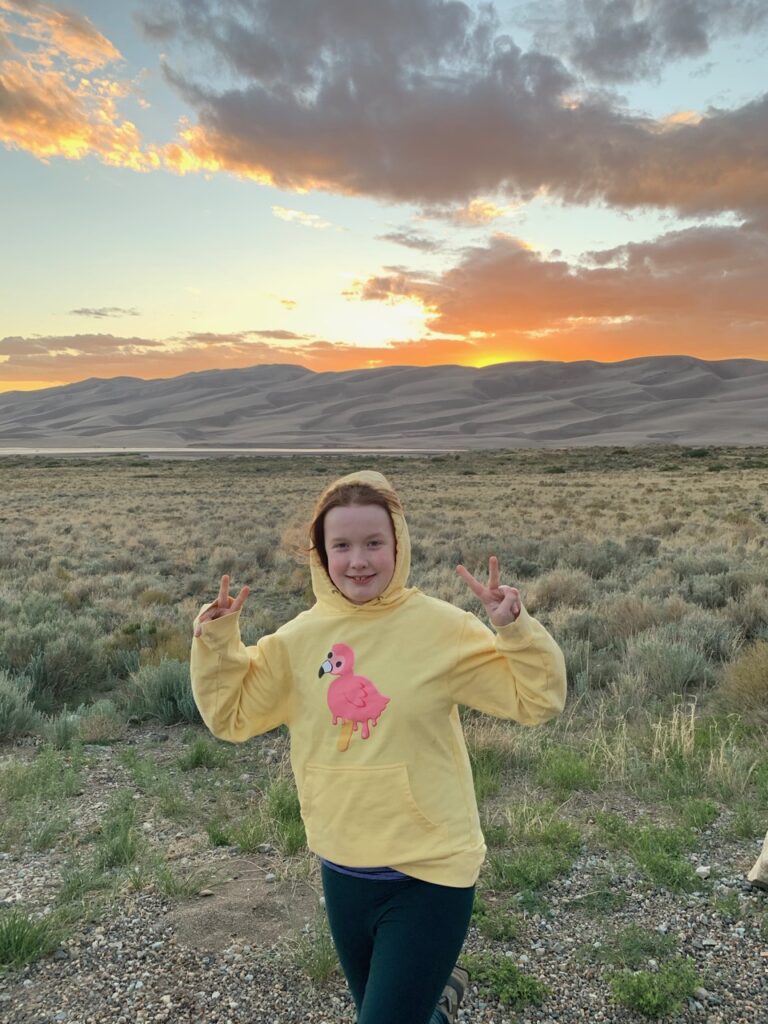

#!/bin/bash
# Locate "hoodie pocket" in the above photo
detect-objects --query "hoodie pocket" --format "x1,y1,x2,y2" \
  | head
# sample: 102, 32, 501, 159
300, 762, 441, 865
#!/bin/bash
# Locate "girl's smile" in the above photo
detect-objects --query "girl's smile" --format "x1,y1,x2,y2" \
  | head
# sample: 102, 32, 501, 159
324, 504, 396, 604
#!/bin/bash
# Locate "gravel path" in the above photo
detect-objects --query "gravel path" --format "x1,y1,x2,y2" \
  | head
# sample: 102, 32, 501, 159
1, 733, 766, 1024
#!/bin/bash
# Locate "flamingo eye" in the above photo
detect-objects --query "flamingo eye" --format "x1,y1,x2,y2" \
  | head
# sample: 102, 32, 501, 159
327, 651, 333, 658
335, 660, 342, 668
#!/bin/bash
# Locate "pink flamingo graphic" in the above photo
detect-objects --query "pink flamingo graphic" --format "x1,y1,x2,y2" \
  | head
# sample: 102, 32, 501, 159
318, 644, 391, 752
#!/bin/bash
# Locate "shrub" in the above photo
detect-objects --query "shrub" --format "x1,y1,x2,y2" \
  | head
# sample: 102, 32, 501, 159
77, 700, 127, 744
126, 659, 201, 725
0, 671, 41, 740
3, 623, 107, 712
725, 586, 768, 641
138, 589, 172, 607
209, 545, 240, 575
668, 610, 742, 663
684, 573, 730, 609
600, 593, 662, 640
719, 641, 768, 718
625, 535, 660, 557
561, 638, 621, 695
528, 569, 594, 611
624, 629, 712, 698
42, 712, 82, 750
670, 552, 730, 580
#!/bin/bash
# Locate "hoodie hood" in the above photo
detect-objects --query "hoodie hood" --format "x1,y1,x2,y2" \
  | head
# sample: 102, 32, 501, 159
309, 469, 417, 615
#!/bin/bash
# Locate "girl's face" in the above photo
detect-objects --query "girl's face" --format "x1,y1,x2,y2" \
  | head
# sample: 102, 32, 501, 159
323, 503, 396, 604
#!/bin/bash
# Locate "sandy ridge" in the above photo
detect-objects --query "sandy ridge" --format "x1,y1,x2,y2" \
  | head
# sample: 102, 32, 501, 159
1, 356, 767, 448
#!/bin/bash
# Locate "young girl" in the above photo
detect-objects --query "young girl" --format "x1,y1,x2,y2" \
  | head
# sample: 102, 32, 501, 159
191, 469, 567, 1024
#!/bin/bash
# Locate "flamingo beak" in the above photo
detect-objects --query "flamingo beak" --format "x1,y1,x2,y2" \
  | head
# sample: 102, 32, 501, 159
318, 658, 333, 678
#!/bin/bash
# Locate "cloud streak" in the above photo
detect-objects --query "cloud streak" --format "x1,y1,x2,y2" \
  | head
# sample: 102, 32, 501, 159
272, 205, 334, 229
70, 307, 141, 318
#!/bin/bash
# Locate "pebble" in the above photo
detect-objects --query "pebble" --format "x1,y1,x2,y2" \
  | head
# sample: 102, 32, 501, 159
3, 729, 767, 1024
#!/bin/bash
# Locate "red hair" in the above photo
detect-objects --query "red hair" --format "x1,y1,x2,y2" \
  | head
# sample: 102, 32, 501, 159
309, 481, 402, 573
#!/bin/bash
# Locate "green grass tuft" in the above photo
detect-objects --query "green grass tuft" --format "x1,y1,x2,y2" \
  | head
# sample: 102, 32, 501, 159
609, 957, 701, 1017
464, 952, 550, 1009
0, 906, 64, 972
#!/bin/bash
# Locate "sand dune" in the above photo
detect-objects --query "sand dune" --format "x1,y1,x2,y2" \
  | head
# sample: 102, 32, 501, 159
0, 356, 766, 449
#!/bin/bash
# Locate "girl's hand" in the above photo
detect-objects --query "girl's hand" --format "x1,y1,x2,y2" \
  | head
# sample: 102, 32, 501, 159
456, 556, 521, 628
193, 574, 250, 637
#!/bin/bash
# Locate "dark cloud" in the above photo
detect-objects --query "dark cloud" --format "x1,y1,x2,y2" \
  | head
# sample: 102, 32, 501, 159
140, 0, 768, 217
69, 307, 140, 318
377, 231, 444, 252
521, 0, 768, 83
252, 329, 311, 339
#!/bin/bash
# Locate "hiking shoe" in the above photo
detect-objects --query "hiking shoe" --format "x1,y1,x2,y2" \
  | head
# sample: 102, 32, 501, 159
437, 965, 469, 1024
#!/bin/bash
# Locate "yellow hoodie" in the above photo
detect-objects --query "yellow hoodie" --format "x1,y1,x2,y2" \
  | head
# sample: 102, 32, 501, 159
190, 470, 567, 887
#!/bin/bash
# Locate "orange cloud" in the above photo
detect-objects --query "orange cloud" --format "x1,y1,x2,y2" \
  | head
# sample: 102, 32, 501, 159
355, 223, 768, 362
0, 1, 121, 71
0, 2, 161, 168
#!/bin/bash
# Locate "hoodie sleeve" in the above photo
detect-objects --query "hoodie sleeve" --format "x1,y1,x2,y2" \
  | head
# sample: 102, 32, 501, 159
449, 605, 567, 725
190, 602, 292, 742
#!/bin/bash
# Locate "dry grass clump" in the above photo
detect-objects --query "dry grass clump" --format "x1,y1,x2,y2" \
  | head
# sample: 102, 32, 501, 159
718, 641, 768, 719
527, 568, 595, 611
725, 585, 768, 641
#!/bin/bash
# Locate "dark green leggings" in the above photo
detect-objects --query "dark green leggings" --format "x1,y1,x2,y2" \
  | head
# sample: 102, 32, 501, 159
321, 864, 475, 1024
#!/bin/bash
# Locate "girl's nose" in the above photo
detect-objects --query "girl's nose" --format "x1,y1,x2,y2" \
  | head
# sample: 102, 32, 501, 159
349, 550, 368, 568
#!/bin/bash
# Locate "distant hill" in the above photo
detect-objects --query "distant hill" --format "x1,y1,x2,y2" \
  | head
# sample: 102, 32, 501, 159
1, 356, 767, 449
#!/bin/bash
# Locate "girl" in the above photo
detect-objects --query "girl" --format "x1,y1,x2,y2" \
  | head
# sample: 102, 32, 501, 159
191, 469, 567, 1024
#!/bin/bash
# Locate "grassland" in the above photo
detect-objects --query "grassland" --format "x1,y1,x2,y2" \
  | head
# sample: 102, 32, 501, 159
0, 446, 767, 1021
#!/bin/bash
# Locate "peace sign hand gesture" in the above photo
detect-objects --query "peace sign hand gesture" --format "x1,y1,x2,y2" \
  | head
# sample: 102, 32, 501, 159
193, 574, 250, 638
456, 556, 521, 628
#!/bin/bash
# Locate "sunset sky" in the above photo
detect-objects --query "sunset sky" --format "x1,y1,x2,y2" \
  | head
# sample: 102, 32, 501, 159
1, 0, 767, 392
